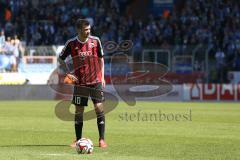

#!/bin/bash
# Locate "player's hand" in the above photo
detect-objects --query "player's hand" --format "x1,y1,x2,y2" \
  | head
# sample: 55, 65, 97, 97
64, 73, 79, 84
102, 79, 106, 88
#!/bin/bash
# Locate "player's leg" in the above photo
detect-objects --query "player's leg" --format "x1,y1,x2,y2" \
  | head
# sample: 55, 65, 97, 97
91, 83, 107, 148
94, 103, 107, 148
70, 105, 85, 148
94, 102, 105, 141
70, 86, 89, 148
75, 105, 84, 141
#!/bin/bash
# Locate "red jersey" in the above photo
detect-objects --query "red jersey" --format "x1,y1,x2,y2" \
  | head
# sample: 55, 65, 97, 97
59, 35, 104, 85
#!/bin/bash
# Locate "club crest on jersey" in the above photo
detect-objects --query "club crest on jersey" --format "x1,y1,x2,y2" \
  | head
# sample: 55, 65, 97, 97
89, 42, 95, 48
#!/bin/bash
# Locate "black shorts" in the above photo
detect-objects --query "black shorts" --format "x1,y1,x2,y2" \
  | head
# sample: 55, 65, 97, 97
72, 83, 104, 106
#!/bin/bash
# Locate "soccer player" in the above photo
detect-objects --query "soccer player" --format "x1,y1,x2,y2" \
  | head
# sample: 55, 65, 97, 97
58, 19, 107, 148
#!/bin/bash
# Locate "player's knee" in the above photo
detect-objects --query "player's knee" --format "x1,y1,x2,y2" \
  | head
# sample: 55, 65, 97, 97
75, 106, 84, 114
75, 106, 84, 123
94, 103, 103, 113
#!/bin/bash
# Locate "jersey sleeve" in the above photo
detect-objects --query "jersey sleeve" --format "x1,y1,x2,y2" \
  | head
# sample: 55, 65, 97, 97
97, 38, 104, 58
59, 41, 71, 60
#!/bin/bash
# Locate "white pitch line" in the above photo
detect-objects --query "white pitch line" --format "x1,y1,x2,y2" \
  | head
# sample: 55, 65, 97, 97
38, 153, 75, 156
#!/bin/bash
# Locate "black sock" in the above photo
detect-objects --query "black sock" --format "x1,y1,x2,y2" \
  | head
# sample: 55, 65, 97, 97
97, 111, 105, 140
75, 113, 83, 141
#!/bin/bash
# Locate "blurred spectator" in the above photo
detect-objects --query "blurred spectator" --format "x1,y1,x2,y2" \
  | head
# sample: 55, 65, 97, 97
11, 35, 22, 70
5, 7, 12, 22
5, 37, 17, 72
234, 50, 240, 70
215, 49, 225, 69
215, 48, 225, 82
0, 30, 5, 48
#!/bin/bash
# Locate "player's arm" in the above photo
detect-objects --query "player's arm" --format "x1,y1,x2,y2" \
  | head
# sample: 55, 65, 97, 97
101, 57, 105, 88
58, 57, 69, 74
58, 41, 78, 83
97, 38, 105, 88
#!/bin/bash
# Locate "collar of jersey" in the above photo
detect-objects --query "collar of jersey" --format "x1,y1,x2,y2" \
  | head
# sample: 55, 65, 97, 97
76, 36, 89, 44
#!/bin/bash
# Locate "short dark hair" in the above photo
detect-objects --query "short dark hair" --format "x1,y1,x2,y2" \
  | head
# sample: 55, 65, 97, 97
76, 19, 90, 30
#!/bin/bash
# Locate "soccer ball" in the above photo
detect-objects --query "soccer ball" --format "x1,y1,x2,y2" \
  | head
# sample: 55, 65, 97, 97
75, 138, 94, 154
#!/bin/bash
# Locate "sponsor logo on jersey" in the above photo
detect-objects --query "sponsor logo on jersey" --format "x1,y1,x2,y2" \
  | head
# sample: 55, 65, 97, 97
78, 51, 92, 57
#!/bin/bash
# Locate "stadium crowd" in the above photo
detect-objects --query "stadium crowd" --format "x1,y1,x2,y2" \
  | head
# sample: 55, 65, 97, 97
0, 0, 240, 78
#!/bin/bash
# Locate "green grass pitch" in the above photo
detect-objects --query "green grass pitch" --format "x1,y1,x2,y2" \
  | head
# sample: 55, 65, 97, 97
0, 101, 239, 160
